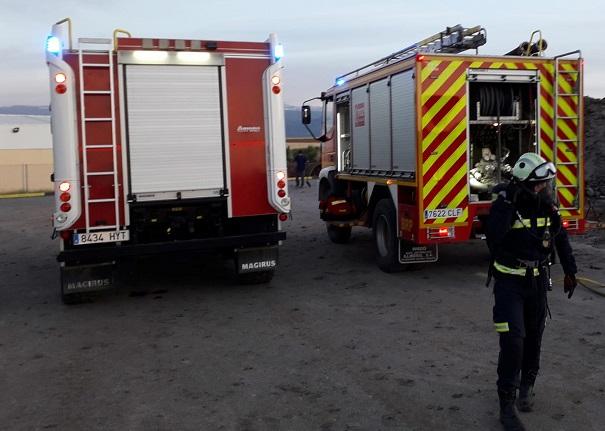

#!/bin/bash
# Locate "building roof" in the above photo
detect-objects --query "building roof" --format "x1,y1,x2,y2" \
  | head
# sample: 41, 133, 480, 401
0, 114, 50, 125
1, 115, 51, 149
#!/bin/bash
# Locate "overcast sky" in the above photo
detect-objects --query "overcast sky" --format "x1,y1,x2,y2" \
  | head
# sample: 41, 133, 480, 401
1, 0, 603, 107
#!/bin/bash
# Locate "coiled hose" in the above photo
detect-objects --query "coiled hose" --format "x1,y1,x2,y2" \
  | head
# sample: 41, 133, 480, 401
479, 85, 515, 117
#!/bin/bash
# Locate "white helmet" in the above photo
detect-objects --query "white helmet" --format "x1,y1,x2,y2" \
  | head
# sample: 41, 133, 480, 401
512, 153, 556, 182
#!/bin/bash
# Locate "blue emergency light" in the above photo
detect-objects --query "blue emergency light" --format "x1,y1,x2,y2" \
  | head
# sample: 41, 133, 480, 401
46, 36, 62, 55
336, 77, 346, 86
274, 44, 284, 61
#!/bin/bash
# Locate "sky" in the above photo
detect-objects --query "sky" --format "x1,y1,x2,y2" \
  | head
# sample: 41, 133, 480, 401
1, 0, 604, 107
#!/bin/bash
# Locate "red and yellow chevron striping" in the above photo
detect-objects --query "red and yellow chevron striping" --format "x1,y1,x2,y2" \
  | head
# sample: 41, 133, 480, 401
419, 57, 581, 227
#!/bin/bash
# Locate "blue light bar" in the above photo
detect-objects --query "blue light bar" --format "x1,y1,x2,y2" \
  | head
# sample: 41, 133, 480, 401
335, 77, 346, 86
46, 36, 62, 55
274, 44, 284, 61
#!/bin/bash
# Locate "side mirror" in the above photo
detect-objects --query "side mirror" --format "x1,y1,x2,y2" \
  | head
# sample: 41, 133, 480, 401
301, 105, 311, 125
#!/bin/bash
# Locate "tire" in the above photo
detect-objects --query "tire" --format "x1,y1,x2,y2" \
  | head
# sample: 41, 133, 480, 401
327, 224, 352, 244
372, 198, 401, 273
236, 270, 275, 285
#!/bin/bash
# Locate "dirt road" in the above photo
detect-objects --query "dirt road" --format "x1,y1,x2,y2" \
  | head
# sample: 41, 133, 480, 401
1, 185, 604, 430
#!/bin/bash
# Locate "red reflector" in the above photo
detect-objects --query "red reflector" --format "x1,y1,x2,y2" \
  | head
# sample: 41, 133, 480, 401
438, 228, 449, 237
60, 202, 71, 212
277, 189, 286, 198
59, 192, 71, 202
279, 213, 288, 222
562, 220, 569, 228
417, 54, 425, 62
272, 85, 281, 94
55, 83, 67, 94
277, 180, 286, 189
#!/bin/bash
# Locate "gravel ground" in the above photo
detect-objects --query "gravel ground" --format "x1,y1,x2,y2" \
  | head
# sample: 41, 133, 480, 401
0, 185, 604, 431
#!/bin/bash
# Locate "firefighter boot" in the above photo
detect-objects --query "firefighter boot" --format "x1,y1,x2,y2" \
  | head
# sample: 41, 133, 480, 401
517, 383, 535, 412
498, 390, 527, 431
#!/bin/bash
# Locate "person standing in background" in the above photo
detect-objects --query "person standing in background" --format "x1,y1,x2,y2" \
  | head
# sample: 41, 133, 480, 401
294, 150, 307, 188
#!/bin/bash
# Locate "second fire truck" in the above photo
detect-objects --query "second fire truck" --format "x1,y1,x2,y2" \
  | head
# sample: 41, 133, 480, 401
302, 25, 585, 271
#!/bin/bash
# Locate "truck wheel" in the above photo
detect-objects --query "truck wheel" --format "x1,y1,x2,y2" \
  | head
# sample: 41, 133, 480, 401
372, 198, 400, 272
236, 270, 275, 285
327, 224, 352, 244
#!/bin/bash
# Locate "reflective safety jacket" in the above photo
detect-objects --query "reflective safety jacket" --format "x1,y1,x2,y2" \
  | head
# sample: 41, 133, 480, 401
486, 182, 577, 277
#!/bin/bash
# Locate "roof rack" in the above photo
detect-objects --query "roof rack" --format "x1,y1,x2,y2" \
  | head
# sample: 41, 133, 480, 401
335, 25, 486, 86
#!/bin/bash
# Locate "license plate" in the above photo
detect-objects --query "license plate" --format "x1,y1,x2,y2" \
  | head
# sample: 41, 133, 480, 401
73, 230, 130, 245
424, 207, 463, 220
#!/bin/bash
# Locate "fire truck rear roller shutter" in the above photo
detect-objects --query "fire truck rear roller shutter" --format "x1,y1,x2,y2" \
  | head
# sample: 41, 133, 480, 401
125, 65, 224, 196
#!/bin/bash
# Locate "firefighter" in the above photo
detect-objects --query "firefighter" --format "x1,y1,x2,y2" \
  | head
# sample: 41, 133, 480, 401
486, 152, 577, 431
294, 150, 307, 188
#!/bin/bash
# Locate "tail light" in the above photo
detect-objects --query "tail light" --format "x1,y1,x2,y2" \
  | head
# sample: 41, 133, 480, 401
58, 181, 72, 212
277, 189, 286, 198
55, 84, 67, 94
279, 213, 288, 222
277, 180, 286, 189
427, 227, 454, 239
563, 219, 578, 230
272, 85, 281, 94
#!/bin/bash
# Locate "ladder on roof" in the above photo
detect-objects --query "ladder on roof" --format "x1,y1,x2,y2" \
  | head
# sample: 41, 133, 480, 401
553, 50, 582, 211
336, 25, 486, 84
78, 38, 121, 232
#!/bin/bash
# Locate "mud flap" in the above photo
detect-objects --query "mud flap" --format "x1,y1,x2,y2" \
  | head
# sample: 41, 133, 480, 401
235, 246, 278, 274
399, 241, 439, 264
60, 262, 115, 295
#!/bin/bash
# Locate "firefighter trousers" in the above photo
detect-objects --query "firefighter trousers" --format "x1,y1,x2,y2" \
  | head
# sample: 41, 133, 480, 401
492, 272, 548, 392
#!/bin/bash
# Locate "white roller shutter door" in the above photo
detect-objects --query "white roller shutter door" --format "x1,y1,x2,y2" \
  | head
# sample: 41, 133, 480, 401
125, 65, 224, 199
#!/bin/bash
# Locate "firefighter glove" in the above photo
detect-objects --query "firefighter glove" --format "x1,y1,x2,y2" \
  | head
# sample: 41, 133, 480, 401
564, 273, 577, 299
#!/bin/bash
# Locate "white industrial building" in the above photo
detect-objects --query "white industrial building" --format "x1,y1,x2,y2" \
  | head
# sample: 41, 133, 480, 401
0, 115, 53, 194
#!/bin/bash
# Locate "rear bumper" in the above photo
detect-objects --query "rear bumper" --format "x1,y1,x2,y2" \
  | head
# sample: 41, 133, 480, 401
58, 231, 286, 264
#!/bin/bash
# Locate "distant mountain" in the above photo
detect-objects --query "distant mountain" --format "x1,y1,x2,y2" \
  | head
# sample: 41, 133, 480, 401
0, 105, 320, 138
285, 106, 321, 138
0, 105, 49, 115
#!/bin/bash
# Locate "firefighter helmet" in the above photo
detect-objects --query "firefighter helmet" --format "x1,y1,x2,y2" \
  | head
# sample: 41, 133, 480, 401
512, 152, 556, 182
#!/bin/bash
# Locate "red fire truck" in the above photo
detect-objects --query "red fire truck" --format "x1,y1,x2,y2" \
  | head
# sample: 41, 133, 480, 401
46, 19, 290, 303
302, 25, 585, 271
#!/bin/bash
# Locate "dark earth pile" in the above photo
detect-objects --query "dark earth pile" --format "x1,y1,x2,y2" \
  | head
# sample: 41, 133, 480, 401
585, 97, 605, 195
